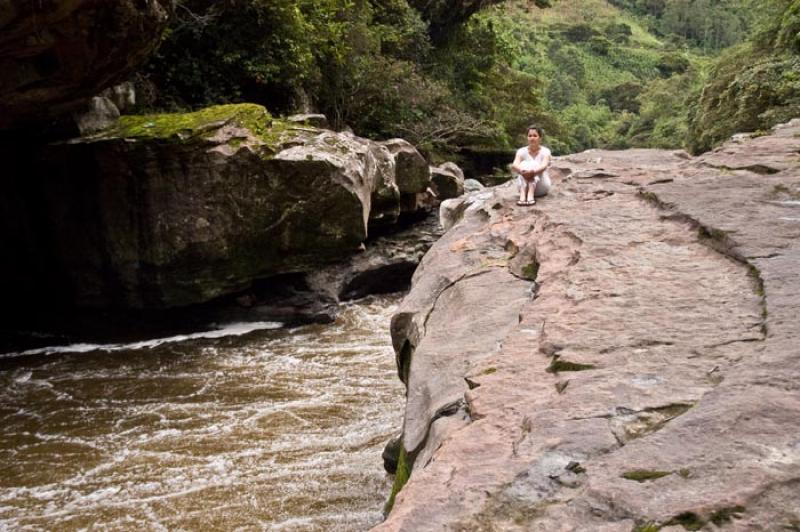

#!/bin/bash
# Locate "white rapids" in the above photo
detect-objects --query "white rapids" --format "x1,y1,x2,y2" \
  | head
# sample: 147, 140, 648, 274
0, 295, 404, 531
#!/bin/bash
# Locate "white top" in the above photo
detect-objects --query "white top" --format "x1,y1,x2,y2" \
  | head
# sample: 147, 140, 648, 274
515, 145, 551, 181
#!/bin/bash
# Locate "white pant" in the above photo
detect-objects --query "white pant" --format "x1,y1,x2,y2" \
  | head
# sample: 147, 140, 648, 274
516, 174, 552, 197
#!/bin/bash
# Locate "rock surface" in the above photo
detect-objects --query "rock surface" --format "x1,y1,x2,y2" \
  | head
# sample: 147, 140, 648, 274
430, 162, 466, 200
307, 214, 443, 303
0, 104, 433, 309
0, 0, 171, 129
377, 120, 800, 530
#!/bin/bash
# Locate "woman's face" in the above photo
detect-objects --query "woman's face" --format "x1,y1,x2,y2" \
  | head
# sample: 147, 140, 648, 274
527, 129, 541, 147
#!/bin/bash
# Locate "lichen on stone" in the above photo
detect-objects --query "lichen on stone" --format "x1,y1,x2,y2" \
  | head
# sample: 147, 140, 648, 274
621, 469, 672, 482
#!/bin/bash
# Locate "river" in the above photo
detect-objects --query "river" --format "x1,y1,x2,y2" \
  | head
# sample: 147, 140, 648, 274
0, 294, 404, 531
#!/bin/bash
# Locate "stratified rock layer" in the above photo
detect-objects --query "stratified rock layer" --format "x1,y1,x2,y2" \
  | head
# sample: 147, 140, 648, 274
378, 121, 800, 530
0, 0, 171, 129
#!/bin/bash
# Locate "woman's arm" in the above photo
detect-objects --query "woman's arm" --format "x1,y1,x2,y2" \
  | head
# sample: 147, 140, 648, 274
510, 151, 524, 175
530, 152, 551, 176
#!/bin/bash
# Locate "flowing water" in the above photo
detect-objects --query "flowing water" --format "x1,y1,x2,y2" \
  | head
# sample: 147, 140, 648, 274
0, 295, 404, 531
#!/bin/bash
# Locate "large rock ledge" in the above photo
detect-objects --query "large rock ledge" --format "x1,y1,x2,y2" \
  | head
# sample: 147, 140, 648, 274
378, 121, 800, 530
0, 104, 438, 309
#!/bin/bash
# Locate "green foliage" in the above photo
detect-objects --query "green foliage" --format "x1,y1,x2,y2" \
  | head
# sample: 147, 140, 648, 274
141, 0, 320, 109
481, 0, 715, 154
135, 0, 767, 161
608, 0, 751, 52
688, 0, 800, 152
140, 0, 539, 155
628, 66, 705, 148
597, 81, 643, 113
657, 52, 691, 76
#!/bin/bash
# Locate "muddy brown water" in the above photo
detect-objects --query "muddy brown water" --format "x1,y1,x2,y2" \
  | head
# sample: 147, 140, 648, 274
0, 295, 404, 530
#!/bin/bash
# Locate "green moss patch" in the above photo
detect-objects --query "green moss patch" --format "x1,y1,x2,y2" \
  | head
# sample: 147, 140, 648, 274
664, 511, 704, 531
547, 357, 595, 373
105, 103, 271, 140
622, 469, 671, 482
384, 446, 412, 515
633, 523, 661, 532
399, 341, 414, 385
521, 260, 540, 281
710, 505, 745, 526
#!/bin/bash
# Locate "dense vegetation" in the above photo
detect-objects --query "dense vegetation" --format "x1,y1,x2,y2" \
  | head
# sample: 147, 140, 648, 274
687, 0, 800, 153
139, 0, 530, 156
608, 0, 750, 51
135, 0, 796, 163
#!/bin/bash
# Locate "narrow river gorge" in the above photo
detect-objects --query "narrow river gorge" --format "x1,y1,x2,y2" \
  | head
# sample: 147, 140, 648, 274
0, 295, 404, 530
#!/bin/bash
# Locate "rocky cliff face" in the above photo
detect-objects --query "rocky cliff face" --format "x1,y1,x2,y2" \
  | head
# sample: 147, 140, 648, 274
1, 105, 435, 309
379, 121, 800, 530
0, 0, 172, 129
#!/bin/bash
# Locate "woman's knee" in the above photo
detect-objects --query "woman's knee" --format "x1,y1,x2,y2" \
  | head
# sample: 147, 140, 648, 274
535, 183, 551, 197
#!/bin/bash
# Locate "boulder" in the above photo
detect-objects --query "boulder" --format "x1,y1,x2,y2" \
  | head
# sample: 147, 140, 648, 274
101, 82, 136, 114
287, 114, 330, 129
0, 104, 409, 309
381, 138, 431, 195
72, 96, 120, 135
439, 189, 493, 232
463, 178, 485, 193
0, 0, 171, 129
430, 161, 465, 199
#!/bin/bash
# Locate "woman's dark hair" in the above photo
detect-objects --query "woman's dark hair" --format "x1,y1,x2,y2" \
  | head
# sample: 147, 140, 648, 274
527, 124, 544, 137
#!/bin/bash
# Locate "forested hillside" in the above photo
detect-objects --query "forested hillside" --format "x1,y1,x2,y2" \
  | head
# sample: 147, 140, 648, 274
132, 0, 797, 160
688, 0, 800, 153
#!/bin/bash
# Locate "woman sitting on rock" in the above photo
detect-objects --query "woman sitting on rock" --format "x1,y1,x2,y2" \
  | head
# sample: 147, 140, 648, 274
511, 125, 552, 206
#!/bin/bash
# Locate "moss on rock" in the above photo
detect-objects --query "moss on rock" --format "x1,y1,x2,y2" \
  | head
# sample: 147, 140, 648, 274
105, 103, 273, 140
385, 446, 412, 515
547, 356, 595, 373
622, 469, 672, 482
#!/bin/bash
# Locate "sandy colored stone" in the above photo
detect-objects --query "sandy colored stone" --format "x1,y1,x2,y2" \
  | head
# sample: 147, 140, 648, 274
377, 120, 800, 530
